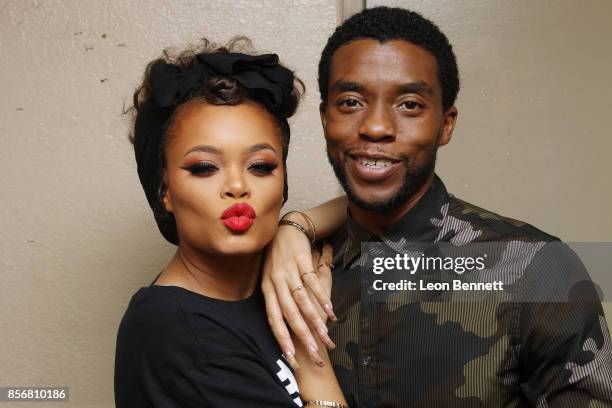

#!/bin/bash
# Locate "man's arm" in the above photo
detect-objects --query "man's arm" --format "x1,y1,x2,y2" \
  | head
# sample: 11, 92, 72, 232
518, 243, 612, 406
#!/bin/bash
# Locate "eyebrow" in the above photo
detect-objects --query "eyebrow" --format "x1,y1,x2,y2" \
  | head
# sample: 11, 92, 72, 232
245, 143, 277, 155
329, 79, 435, 97
184, 143, 277, 157
396, 81, 435, 97
184, 145, 221, 156
330, 80, 364, 94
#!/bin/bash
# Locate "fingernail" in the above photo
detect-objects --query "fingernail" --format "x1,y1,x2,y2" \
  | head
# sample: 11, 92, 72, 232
325, 304, 338, 322
283, 351, 300, 370
308, 344, 322, 365
308, 345, 324, 367
323, 335, 336, 350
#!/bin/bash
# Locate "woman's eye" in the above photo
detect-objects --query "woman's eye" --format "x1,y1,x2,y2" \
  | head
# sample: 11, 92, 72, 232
248, 162, 278, 175
183, 162, 218, 176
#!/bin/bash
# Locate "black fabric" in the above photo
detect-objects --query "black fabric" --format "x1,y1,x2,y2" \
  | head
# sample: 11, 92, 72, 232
114, 284, 301, 408
133, 52, 295, 245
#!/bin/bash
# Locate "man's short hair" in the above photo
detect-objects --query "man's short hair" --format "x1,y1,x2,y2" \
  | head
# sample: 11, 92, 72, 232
318, 6, 460, 111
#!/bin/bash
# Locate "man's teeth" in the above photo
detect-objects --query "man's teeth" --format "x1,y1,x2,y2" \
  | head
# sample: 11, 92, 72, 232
357, 157, 393, 168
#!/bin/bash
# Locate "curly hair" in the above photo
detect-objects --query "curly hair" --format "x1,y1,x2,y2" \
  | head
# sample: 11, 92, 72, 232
318, 6, 459, 111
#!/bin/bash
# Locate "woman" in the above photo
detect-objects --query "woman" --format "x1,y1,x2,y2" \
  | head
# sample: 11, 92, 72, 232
114, 38, 347, 407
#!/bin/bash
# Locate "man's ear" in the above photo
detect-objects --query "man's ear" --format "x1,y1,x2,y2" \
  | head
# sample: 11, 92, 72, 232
319, 101, 327, 130
437, 106, 458, 147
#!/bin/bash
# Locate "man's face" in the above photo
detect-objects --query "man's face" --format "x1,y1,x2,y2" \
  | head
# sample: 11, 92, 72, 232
321, 39, 457, 213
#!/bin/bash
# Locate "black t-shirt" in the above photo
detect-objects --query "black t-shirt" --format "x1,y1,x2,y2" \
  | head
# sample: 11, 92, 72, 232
114, 283, 302, 407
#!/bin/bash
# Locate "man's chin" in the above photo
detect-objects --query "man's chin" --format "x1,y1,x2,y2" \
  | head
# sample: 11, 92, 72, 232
345, 185, 404, 213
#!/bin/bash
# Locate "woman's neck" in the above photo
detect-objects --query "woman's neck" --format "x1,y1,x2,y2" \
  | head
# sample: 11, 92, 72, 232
156, 244, 263, 301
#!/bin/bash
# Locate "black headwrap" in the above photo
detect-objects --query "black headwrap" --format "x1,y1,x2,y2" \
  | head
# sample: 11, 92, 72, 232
133, 52, 296, 245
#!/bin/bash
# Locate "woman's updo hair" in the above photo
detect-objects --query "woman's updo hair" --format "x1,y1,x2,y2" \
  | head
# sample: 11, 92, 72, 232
127, 37, 304, 245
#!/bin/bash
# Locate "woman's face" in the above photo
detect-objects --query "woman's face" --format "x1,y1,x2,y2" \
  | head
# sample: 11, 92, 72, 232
162, 101, 285, 256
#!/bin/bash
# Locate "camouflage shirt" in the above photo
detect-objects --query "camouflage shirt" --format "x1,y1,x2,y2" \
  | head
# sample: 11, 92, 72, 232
328, 175, 612, 407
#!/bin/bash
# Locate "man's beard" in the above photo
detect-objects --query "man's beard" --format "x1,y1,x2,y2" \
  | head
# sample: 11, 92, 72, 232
326, 148, 437, 213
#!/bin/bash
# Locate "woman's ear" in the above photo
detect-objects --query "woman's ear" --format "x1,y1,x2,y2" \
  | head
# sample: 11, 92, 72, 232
161, 173, 174, 213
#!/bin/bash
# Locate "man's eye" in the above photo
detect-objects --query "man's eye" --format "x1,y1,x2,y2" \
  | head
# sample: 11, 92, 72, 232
248, 162, 278, 175
338, 98, 362, 108
182, 162, 218, 176
399, 101, 423, 110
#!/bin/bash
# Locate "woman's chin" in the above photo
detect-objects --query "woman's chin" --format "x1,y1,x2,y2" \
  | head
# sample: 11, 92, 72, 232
210, 236, 268, 258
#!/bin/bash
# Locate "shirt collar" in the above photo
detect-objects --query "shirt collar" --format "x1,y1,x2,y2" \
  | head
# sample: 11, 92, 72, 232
342, 174, 450, 268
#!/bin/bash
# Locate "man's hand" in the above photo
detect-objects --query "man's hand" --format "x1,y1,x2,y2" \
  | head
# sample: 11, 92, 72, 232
262, 223, 337, 369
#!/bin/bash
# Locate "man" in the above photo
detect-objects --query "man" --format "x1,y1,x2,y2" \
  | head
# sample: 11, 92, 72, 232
263, 6, 612, 407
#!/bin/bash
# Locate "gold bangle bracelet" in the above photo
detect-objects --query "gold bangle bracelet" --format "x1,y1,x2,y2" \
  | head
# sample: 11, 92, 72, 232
278, 219, 310, 242
280, 211, 316, 243
303, 400, 348, 408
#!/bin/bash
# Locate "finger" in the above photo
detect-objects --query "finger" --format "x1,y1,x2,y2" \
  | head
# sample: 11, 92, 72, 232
311, 247, 321, 264
262, 278, 299, 369
285, 267, 335, 350
307, 244, 337, 322
273, 271, 325, 366
317, 243, 334, 288
317, 243, 337, 322
290, 277, 336, 350
302, 271, 337, 324
296, 251, 337, 323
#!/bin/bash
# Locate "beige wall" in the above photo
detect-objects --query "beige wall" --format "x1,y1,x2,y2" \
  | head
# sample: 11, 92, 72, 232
0, 1, 338, 407
1, 1, 610, 407
372, 0, 612, 242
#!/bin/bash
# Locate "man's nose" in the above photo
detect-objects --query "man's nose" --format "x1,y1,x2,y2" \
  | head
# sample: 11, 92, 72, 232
358, 103, 396, 142
222, 167, 250, 199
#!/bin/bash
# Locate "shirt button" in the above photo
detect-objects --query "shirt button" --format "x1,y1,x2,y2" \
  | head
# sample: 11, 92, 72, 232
362, 355, 371, 367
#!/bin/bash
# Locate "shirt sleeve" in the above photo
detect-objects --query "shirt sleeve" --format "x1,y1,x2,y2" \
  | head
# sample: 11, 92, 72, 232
169, 354, 302, 408
517, 243, 612, 407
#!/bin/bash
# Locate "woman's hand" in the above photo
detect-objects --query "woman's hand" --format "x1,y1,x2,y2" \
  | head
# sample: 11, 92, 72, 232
262, 223, 337, 369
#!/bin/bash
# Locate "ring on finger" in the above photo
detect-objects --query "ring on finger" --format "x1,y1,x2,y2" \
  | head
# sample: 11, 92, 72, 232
318, 261, 334, 269
300, 270, 316, 279
291, 284, 304, 294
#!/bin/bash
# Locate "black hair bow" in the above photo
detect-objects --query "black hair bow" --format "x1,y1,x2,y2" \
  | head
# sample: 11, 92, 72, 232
149, 52, 294, 117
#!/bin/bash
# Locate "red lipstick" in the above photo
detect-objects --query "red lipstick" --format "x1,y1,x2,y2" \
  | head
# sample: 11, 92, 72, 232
220, 203, 256, 233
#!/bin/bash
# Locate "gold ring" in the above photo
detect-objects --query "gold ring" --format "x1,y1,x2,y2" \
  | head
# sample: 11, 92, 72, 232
318, 261, 334, 269
291, 284, 304, 294
300, 271, 316, 278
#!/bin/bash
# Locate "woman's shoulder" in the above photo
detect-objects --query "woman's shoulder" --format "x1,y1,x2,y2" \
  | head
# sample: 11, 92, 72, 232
116, 285, 261, 360
116, 286, 200, 352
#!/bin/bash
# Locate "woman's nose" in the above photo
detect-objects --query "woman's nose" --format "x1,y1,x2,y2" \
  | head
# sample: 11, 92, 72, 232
221, 167, 250, 199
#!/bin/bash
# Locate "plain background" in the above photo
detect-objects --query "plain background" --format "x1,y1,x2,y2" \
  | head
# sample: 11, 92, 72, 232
1, 1, 610, 406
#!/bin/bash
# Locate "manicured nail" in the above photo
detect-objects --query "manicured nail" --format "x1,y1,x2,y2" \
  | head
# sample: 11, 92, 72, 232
317, 326, 335, 349
308, 344, 324, 366
283, 350, 299, 370
319, 330, 336, 350
325, 304, 338, 322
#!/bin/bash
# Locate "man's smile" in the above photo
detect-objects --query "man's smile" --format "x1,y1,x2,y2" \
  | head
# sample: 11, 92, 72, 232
347, 150, 402, 181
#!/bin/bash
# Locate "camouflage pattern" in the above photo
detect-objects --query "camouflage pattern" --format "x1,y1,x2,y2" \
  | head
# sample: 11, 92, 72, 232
328, 175, 612, 407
